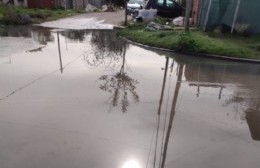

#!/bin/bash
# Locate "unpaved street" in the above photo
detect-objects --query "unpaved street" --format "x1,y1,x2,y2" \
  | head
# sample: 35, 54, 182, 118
39, 10, 130, 29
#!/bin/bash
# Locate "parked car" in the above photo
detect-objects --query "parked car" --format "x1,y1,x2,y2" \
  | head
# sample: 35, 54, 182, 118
145, 0, 184, 18
127, 0, 145, 15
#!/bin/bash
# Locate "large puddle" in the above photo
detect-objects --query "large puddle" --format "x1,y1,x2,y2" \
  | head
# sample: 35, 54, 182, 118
0, 26, 260, 168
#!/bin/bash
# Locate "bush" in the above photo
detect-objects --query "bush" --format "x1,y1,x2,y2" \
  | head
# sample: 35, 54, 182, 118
1, 7, 32, 25
1, 7, 16, 24
176, 32, 198, 52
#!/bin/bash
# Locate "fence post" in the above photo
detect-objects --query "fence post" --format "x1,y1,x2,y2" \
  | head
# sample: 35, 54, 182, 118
231, 0, 241, 34
203, 0, 213, 31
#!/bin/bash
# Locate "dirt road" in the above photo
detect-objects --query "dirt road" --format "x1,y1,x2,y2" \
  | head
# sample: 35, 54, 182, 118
39, 10, 130, 30
77, 10, 129, 25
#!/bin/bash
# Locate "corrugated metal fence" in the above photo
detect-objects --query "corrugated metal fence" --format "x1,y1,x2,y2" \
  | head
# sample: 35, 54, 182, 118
199, 0, 260, 34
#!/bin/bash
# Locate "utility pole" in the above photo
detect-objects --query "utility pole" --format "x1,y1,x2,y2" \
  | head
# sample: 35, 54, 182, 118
184, 0, 192, 31
125, 0, 127, 25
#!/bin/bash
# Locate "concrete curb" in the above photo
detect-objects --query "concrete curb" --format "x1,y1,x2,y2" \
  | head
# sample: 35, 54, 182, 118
121, 37, 260, 64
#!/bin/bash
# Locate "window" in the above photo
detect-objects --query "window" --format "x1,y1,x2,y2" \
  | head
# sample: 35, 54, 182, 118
156, 0, 164, 6
166, 0, 175, 7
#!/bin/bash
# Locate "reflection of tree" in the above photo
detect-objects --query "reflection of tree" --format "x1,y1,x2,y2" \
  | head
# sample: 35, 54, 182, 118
98, 47, 139, 113
0, 25, 32, 37
99, 72, 139, 113
31, 27, 54, 45
83, 30, 138, 113
0, 26, 55, 44
84, 30, 129, 69
61, 30, 87, 42
224, 86, 260, 112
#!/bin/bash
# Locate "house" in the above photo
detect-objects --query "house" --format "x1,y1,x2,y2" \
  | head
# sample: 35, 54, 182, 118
1, 0, 28, 7
27, 0, 54, 8
54, 0, 88, 9
26, 0, 94, 9
1, 0, 105, 9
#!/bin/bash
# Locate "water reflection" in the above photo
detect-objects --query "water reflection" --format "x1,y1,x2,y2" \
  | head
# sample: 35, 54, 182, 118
82, 30, 139, 113
61, 30, 88, 42
122, 160, 142, 168
84, 30, 129, 69
1, 26, 260, 168
0, 26, 54, 44
150, 55, 260, 168
26, 46, 46, 53
152, 56, 184, 168
179, 58, 260, 141
57, 32, 63, 73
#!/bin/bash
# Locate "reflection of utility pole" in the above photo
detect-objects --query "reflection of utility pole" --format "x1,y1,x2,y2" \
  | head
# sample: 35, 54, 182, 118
158, 57, 169, 115
153, 57, 169, 168
120, 46, 127, 74
197, 85, 200, 97
57, 32, 63, 73
65, 35, 68, 51
219, 87, 223, 100
161, 64, 184, 168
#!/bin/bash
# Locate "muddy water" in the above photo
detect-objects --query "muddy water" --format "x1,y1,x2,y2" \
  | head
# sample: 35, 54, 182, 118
0, 26, 260, 168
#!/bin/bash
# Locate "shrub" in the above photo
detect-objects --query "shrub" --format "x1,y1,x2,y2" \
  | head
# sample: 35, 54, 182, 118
176, 32, 198, 52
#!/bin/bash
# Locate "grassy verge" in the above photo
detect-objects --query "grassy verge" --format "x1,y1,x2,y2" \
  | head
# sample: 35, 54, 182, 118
119, 25, 260, 60
0, 5, 85, 24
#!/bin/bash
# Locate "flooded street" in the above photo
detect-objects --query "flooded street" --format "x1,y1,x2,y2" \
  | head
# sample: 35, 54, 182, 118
0, 26, 260, 168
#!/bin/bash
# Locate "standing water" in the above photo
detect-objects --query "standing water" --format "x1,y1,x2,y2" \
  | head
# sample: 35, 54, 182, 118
0, 26, 260, 168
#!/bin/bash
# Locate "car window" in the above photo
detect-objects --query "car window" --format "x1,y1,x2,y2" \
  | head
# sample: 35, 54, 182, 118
166, 0, 175, 7
137, 0, 144, 5
156, 0, 164, 6
128, 0, 137, 4
129, 0, 143, 5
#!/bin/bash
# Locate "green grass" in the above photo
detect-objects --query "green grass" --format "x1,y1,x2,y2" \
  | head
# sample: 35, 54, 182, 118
0, 4, 85, 24
119, 25, 179, 49
119, 25, 260, 59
